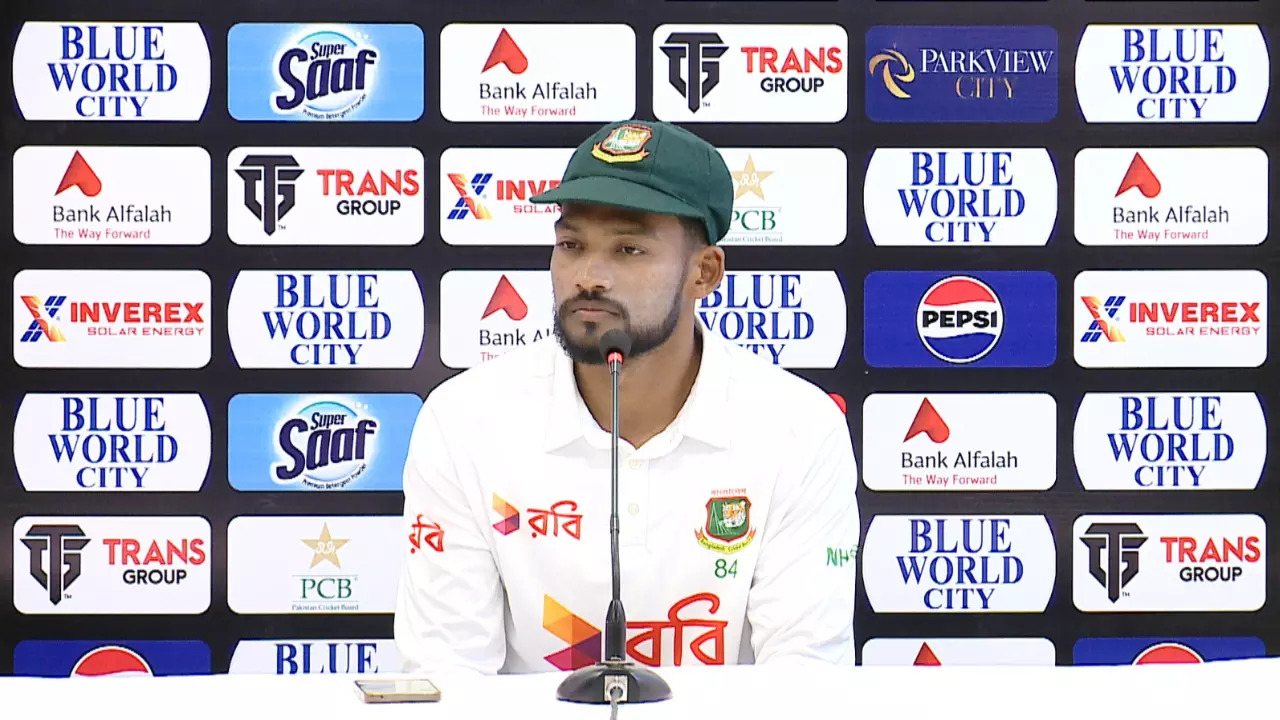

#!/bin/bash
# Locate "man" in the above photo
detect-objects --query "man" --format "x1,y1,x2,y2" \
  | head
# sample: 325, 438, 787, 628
394, 119, 859, 675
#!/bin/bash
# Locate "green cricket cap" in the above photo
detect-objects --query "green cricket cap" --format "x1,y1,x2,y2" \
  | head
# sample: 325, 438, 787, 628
529, 119, 734, 244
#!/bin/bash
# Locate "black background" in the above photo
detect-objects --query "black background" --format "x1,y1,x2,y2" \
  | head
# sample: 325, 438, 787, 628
1, 0, 1277, 674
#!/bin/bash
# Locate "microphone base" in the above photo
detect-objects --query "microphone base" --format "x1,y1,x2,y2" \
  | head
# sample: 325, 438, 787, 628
555, 659, 673, 705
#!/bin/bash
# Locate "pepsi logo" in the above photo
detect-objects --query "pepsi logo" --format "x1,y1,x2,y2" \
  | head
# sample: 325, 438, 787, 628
70, 646, 154, 677
916, 276, 1004, 364
1132, 643, 1204, 665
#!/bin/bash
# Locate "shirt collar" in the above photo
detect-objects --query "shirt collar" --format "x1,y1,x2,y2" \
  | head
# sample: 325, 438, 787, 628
542, 326, 733, 453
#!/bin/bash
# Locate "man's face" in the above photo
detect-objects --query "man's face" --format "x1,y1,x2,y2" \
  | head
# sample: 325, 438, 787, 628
550, 202, 694, 365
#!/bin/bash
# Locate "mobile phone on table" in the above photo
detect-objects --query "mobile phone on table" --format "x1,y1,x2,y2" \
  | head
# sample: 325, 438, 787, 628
354, 678, 442, 703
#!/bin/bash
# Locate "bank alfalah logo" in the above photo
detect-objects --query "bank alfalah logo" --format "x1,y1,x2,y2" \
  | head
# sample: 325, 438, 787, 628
236, 155, 305, 235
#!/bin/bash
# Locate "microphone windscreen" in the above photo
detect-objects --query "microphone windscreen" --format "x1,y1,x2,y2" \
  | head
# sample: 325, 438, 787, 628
599, 328, 632, 359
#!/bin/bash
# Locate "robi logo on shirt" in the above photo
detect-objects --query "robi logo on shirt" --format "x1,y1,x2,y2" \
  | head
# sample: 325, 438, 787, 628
916, 276, 1003, 364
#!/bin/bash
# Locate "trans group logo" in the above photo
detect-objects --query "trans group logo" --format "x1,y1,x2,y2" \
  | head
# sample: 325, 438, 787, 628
652, 24, 849, 123
227, 147, 425, 245
865, 26, 1059, 123
12, 22, 211, 121
227, 23, 424, 121
864, 271, 1057, 368
227, 393, 421, 491
1076, 25, 1270, 123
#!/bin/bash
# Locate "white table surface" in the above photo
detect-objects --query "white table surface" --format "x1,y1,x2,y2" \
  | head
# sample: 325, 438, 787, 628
0, 658, 1276, 718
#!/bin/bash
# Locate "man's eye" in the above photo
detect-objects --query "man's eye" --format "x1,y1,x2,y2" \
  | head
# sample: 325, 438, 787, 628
621, 246, 643, 255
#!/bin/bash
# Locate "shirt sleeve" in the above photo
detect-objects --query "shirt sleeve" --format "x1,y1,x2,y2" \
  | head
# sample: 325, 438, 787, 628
745, 415, 860, 666
393, 396, 507, 675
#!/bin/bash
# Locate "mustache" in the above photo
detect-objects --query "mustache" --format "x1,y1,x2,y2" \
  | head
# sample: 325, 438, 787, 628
558, 291, 626, 316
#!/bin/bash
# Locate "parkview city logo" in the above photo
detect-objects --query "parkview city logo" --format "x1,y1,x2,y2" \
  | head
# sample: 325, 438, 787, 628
653, 24, 849, 123
13, 146, 212, 245
12, 22, 212, 120
864, 271, 1057, 368
1073, 514, 1266, 612
14, 394, 211, 492
228, 639, 400, 674
1074, 393, 1265, 491
862, 515, 1057, 612
1074, 148, 1268, 246
866, 26, 1058, 123
439, 147, 848, 246
1075, 25, 1269, 123
861, 394, 1056, 491
227, 147, 424, 245
1074, 270, 1267, 368
13, 516, 211, 614
227, 23, 425, 122
227, 393, 421, 491
864, 148, 1057, 245
861, 638, 1056, 666
440, 270, 846, 369
439, 24, 636, 122
226, 270, 425, 368
226, 515, 402, 614
13, 269, 211, 369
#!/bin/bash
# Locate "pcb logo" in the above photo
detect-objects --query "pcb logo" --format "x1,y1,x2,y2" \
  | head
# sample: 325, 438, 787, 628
591, 124, 652, 164
696, 495, 756, 555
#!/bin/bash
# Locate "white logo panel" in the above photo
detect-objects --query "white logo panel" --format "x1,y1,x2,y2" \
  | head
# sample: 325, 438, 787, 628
861, 638, 1056, 666
12, 22, 211, 121
1074, 148, 1267, 246
227, 147, 424, 246
1073, 270, 1266, 368
439, 148, 571, 246
653, 24, 849, 123
13, 516, 211, 614
1073, 514, 1266, 612
13, 269, 211, 369
439, 23, 636, 123
439, 270, 554, 369
228, 639, 400, 674
227, 270, 424, 369
227, 515, 403, 614
14, 146, 211, 245
865, 149, 1057, 246
862, 515, 1057, 613
1075, 25, 1269, 123
15, 394, 211, 492
1074, 393, 1265, 491
862, 393, 1056, 491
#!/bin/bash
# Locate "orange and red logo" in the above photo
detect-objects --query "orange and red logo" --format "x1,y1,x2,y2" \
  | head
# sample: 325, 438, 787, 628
482, 275, 528, 321
408, 514, 444, 553
903, 397, 950, 443
1115, 152, 1161, 199
543, 592, 727, 671
56, 151, 103, 197
483, 28, 529, 74
491, 493, 582, 539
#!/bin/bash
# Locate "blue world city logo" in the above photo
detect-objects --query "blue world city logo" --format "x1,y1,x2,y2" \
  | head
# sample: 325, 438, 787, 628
273, 29, 377, 119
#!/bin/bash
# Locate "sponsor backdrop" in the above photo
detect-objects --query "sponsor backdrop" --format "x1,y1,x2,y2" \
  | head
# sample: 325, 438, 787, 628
0, 0, 1276, 678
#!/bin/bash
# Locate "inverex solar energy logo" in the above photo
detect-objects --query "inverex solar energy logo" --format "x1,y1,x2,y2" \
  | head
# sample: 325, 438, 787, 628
1075, 25, 1269, 123
864, 271, 1057, 368
866, 26, 1058, 123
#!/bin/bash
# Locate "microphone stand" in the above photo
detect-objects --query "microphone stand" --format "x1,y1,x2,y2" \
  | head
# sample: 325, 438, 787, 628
556, 337, 672, 706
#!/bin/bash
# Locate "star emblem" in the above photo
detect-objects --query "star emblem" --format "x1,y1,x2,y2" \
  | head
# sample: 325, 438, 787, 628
301, 522, 350, 569
731, 155, 774, 201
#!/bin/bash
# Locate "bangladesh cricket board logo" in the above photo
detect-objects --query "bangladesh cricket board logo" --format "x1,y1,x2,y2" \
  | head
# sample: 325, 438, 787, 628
696, 495, 756, 555
591, 124, 652, 164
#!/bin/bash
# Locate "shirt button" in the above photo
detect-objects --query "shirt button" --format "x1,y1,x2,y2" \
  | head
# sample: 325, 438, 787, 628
628, 503, 640, 516
629, 460, 642, 470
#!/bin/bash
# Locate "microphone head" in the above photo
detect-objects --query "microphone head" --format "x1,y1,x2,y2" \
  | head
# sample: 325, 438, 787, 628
598, 329, 632, 360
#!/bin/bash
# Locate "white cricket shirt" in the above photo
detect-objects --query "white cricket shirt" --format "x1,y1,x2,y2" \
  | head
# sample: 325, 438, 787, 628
394, 326, 860, 675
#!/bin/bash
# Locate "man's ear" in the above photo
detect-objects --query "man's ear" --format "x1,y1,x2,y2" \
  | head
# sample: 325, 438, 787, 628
689, 245, 725, 301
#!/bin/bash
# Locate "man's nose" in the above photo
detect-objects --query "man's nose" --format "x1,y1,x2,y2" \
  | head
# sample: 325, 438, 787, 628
574, 252, 613, 294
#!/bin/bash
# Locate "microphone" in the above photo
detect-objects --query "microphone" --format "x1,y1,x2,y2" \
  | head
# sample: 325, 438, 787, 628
556, 330, 672, 706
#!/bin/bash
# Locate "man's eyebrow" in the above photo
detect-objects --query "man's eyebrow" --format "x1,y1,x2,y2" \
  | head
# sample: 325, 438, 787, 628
554, 216, 575, 232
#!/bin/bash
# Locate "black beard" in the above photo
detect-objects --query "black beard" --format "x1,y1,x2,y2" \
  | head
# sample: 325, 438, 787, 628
553, 288, 684, 365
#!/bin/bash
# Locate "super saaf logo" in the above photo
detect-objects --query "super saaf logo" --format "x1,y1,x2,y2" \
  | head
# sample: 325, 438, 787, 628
866, 26, 1058, 123
1075, 25, 1269, 123
227, 23, 424, 122
12, 22, 211, 121
864, 271, 1056, 368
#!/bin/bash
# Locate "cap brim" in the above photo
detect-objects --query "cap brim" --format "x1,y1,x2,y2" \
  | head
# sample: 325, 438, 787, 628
529, 175, 702, 220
